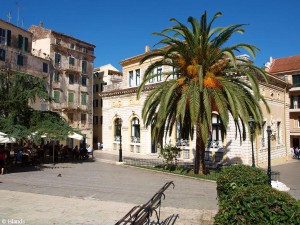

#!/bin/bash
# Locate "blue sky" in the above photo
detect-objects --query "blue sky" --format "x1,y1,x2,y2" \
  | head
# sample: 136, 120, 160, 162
1, 0, 300, 70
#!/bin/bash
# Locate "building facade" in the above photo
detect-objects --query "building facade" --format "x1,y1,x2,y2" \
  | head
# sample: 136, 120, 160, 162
29, 23, 96, 147
266, 55, 300, 150
0, 19, 50, 110
93, 64, 121, 148
101, 47, 291, 166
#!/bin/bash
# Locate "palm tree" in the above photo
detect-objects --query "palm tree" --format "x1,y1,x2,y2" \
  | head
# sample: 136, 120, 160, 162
137, 11, 269, 174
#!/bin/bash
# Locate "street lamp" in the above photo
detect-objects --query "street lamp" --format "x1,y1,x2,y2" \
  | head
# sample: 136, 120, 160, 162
248, 116, 255, 167
117, 118, 123, 162
267, 125, 272, 186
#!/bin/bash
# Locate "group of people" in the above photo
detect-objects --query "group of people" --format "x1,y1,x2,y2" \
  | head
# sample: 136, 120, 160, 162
0, 142, 95, 174
293, 146, 300, 159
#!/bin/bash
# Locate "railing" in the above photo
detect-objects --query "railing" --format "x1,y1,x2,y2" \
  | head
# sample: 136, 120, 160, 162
207, 140, 223, 148
131, 136, 140, 143
110, 75, 123, 83
114, 136, 121, 142
175, 138, 189, 147
104, 84, 121, 92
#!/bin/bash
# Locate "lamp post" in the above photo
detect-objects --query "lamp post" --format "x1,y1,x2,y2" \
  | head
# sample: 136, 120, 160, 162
248, 116, 255, 167
117, 118, 123, 162
267, 125, 272, 186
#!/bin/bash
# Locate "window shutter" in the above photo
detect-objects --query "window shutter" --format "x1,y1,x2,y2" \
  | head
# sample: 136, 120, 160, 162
6, 30, 11, 46
24, 37, 28, 51
18, 35, 23, 49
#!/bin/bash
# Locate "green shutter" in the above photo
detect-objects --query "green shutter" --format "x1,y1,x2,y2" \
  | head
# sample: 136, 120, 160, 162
54, 91, 60, 103
18, 35, 23, 49
68, 92, 74, 103
7, 30, 11, 46
24, 37, 28, 51
81, 93, 87, 105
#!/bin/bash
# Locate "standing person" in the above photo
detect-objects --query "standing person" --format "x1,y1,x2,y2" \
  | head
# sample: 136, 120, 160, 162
0, 148, 7, 175
297, 147, 300, 159
97, 142, 100, 150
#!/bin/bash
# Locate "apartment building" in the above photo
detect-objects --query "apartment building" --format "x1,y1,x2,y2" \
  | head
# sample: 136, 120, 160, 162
0, 19, 50, 104
266, 55, 300, 150
100, 46, 291, 166
29, 23, 96, 147
93, 64, 121, 148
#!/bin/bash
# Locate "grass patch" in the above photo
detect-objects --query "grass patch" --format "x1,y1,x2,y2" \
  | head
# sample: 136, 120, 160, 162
136, 165, 220, 181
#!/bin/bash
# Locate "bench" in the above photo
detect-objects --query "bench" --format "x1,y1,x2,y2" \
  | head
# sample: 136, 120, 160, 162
115, 181, 175, 225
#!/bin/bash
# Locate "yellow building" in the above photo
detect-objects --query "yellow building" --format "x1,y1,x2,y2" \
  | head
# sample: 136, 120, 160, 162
101, 47, 291, 166
29, 22, 96, 147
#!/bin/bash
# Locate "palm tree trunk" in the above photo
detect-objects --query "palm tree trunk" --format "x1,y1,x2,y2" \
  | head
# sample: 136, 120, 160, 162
194, 124, 206, 175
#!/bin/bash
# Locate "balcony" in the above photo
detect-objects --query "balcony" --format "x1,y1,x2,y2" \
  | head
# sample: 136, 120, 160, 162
131, 136, 140, 143
110, 75, 123, 83
176, 138, 190, 147
62, 102, 78, 110
103, 83, 121, 92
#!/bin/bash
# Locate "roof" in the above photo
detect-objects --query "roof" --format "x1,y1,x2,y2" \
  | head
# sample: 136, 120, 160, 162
268, 54, 300, 74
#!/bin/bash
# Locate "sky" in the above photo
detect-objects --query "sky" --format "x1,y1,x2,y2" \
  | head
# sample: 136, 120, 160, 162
1, 0, 300, 71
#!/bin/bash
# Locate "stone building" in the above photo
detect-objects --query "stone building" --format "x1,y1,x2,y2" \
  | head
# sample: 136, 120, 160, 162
102, 47, 291, 166
266, 55, 300, 150
29, 22, 96, 147
93, 64, 121, 148
0, 19, 50, 112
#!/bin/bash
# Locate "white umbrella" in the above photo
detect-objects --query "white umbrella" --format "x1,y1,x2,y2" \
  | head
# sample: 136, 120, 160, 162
68, 132, 83, 140
0, 136, 16, 143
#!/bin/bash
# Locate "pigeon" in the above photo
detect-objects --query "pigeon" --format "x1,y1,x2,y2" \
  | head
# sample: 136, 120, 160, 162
57, 174, 62, 177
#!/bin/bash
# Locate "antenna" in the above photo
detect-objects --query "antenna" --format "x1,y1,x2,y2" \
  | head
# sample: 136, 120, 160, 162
7, 12, 12, 22
16, 2, 22, 26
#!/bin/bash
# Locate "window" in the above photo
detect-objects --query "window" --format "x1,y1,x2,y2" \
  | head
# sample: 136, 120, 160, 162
93, 84, 99, 93
68, 113, 74, 123
0, 49, 5, 61
176, 122, 189, 146
293, 75, 300, 87
68, 92, 74, 103
291, 96, 295, 109
0, 28, 11, 46
93, 99, 98, 107
41, 103, 47, 111
43, 63, 48, 73
82, 60, 87, 74
81, 93, 87, 105
157, 67, 162, 82
82, 47, 87, 53
54, 53, 61, 67
129, 71, 133, 87
55, 38, 61, 45
18, 35, 28, 51
277, 121, 281, 144
131, 118, 140, 143
100, 116, 103, 124
82, 76, 87, 86
69, 74, 75, 84
93, 116, 98, 125
136, 69, 140, 86
53, 72, 60, 82
211, 114, 222, 148
172, 67, 178, 79
70, 43, 75, 49
17, 54, 23, 66
298, 96, 300, 109
53, 90, 60, 103
69, 57, 75, 66
114, 118, 122, 139
81, 113, 87, 124
261, 121, 266, 147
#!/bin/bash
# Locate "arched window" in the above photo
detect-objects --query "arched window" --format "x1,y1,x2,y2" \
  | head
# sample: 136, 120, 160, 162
211, 114, 222, 148
131, 118, 140, 143
114, 118, 122, 141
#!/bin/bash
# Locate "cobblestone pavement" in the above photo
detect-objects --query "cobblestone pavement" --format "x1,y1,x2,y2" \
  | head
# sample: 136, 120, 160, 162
0, 150, 218, 225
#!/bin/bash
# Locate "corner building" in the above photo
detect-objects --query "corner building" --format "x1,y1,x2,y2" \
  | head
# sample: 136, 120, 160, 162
101, 47, 291, 166
29, 23, 95, 147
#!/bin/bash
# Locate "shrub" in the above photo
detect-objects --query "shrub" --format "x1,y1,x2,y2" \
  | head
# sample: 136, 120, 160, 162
214, 185, 300, 225
159, 144, 181, 170
216, 164, 268, 202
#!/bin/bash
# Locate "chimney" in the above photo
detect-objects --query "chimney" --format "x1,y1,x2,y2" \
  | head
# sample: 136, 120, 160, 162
270, 56, 273, 63
39, 21, 43, 27
145, 45, 150, 53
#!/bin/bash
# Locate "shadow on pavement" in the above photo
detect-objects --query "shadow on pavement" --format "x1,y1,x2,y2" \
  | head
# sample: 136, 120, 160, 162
150, 214, 179, 225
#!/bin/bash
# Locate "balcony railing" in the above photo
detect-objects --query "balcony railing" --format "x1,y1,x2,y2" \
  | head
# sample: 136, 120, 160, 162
207, 140, 223, 149
110, 75, 123, 83
176, 138, 190, 147
131, 136, 140, 143
103, 84, 121, 92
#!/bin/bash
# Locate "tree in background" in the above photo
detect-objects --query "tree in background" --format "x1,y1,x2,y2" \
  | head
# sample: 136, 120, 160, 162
138, 11, 269, 174
0, 70, 75, 142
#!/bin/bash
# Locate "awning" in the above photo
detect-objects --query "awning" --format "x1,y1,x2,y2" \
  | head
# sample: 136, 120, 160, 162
0, 132, 16, 143
68, 132, 83, 140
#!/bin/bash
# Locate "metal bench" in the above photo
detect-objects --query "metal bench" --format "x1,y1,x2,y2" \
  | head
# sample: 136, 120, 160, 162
115, 181, 175, 225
